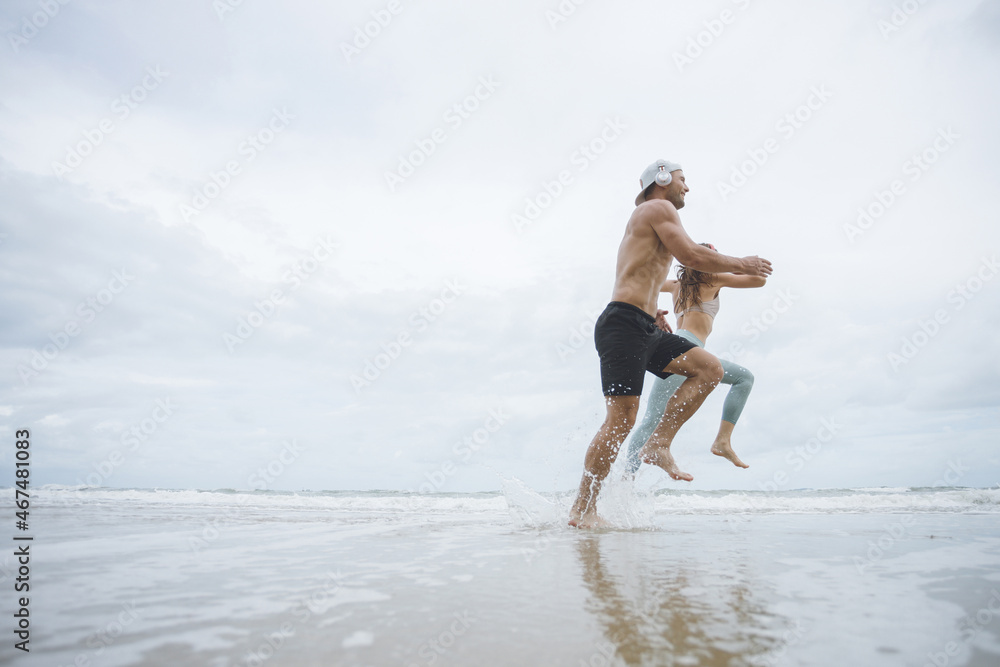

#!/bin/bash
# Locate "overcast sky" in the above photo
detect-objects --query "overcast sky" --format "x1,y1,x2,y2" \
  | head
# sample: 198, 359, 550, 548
1, 0, 998, 494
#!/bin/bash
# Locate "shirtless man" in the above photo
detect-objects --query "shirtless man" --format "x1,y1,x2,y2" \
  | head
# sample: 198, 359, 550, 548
568, 159, 772, 529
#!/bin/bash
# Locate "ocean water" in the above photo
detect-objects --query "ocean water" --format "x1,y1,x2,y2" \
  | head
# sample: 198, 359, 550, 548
2, 484, 1000, 667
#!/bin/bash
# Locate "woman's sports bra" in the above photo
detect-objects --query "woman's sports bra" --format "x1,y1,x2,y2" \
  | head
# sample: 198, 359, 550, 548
675, 294, 720, 320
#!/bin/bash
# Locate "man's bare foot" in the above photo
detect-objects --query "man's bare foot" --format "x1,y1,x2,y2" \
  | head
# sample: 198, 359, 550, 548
568, 513, 612, 529
711, 439, 749, 469
639, 446, 694, 481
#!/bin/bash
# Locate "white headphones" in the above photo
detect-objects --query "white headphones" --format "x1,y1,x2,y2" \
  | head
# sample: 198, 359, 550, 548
655, 164, 672, 187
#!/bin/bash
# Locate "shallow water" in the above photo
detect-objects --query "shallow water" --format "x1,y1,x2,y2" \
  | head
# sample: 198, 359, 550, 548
2, 486, 1000, 667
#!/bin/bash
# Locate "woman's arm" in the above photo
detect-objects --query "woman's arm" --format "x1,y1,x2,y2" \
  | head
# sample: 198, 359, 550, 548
711, 274, 767, 289
660, 279, 678, 292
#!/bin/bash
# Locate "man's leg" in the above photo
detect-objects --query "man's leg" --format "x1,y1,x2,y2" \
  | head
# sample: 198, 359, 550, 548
710, 360, 754, 468
569, 395, 639, 528
639, 348, 723, 481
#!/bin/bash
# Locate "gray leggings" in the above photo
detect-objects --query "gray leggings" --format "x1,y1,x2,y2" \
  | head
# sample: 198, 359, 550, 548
623, 329, 754, 474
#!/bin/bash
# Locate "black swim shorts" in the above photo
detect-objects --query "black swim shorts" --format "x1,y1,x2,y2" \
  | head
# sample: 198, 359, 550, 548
593, 301, 698, 396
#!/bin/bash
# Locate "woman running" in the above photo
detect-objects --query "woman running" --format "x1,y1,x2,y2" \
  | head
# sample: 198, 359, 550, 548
623, 243, 765, 474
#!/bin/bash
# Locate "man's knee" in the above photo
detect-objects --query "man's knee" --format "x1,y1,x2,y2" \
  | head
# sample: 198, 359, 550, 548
605, 397, 638, 430
703, 359, 724, 385
742, 369, 755, 387
615, 406, 638, 431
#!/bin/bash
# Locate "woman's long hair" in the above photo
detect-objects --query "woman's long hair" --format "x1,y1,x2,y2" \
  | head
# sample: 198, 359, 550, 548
676, 243, 716, 311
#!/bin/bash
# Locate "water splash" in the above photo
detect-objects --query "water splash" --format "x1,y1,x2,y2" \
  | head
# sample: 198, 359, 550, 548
499, 476, 565, 528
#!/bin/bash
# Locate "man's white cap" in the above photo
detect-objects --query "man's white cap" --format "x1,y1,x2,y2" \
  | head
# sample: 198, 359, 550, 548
635, 159, 683, 206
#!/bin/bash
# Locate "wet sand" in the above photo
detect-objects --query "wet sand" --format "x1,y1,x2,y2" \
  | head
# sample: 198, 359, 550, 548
4, 487, 1000, 667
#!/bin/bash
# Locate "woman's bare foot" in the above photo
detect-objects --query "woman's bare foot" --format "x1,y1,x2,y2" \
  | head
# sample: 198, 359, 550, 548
639, 445, 694, 481
711, 438, 749, 468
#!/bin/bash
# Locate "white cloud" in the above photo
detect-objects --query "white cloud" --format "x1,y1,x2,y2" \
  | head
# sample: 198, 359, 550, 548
0, 0, 997, 492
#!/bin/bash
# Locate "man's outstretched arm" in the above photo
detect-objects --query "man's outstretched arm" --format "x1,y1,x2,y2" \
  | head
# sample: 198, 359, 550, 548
641, 201, 773, 277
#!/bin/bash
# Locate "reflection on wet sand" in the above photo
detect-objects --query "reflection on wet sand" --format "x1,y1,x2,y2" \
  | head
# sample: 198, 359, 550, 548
575, 535, 781, 666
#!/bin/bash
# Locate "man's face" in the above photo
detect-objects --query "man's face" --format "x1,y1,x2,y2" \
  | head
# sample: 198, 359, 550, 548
668, 170, 689, 209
